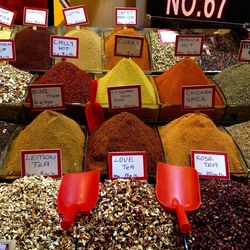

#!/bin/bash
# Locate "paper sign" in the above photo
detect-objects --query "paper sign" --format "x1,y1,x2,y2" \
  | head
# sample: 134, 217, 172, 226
158, 29, 178, 44
191, 150, 230, 180
50, 35, 79, 58
175, 35, 204, 56
238, 40, 250, 62
115, 7, 138, 26
63, 5, 88, 27
21, 149, 62, 178
0, 6, 16, 28
182, 85, 215, 111
23, 7, 48, 27
109, 151, 147, 180
108, 85, 142, 112
0, 40, 15, 61
28, 84, 65, 111
114, 35, 144, 58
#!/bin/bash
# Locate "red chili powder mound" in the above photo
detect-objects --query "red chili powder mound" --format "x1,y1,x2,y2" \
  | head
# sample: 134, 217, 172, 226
34, 61, 93, 103
86, 112, 163, 176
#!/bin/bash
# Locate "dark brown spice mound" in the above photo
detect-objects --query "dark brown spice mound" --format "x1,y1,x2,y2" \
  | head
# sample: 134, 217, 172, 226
189, 179, 250, 249
86, 112, 163, 175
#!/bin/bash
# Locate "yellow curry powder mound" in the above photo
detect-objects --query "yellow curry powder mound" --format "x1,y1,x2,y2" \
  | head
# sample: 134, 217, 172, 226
159, 113, 244, 174
3, 110, 85, 176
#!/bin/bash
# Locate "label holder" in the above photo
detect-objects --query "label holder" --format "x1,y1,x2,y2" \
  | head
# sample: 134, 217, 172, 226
23, 7, 49, 27
0, 39, 16, 61
0, 6, 16, 28
63, 5, 89, 27
238, 40, 250, 62
115, 7, 138, 27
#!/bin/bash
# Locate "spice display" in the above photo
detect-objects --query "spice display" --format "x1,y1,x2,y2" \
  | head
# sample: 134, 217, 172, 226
225, 121, 250, 168
87, 112, 163, 175
65, 28, 102, 71
213, 63, 250, 105
105, 28, 150, 71
201, 33, 238, 71
0, 177, 179, 249
189, 179, 249, 249
0, 65, 33, 103
34, 61, 93, 103
2, 110, 85, 177
10, 28, 51, 70
159, 113, 245, 174
96, 58, 157, 107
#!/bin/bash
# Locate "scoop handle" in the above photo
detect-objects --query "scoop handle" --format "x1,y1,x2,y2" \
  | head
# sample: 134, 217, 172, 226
173, 199, 191, 234
61, 205, 79, 231
91, 80, 98, 105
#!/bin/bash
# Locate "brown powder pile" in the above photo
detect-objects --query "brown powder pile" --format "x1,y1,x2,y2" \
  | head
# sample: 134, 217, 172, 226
86, 112, 163, 175
159, 113, 244, 174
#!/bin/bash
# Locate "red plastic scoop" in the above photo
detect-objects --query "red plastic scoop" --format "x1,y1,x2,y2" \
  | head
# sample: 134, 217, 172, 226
156, 162, 201, 234
85, 80, 105, 134
57, 170, 100, 231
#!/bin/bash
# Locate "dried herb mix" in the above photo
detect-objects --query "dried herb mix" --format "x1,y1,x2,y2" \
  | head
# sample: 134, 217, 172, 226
86, 112, 163, 175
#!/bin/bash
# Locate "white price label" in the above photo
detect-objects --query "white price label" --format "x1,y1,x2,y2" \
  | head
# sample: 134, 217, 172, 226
0, 40, 15, 61
28, 84, 65, 110
21, 149, 62, 178
109, 152, 147, 180
238, 40, 250, 62
115, 7, 138, 26
50, 36, 79, 58
191, 150, 229, 179
63, 5, 88, 26
175, 35, 204, 56
0, 6, 16, 27
23, 7, 48, 26
158, 29, 178, 44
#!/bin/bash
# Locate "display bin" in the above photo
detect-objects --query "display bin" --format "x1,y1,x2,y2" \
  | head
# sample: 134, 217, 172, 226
223, 104, 250, 124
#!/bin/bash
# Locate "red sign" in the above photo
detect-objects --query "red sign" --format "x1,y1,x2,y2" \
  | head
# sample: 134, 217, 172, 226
115, 7, 138, 26
0, 39, 16, 61
238, 40, 250, 62
0, 6, 16, 28
63, 5, 89, 27
23, 7, 48, 27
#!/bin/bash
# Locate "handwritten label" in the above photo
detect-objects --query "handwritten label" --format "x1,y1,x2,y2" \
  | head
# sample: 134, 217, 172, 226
115, 7, 138, 26
114, 35, 143, 58
191, 150, 229, 179
50, 36, 79, 58
158, 29, 178, 44
108, 85, 142, 112
0, 40, 15, 61
182, 85, 215, 111
63, 5, 88, 26
238, 40, 250, 62
0, 6, 16, 28
28, 84, 65, 111
21, 149, 62, 178
23, 7, 48, 26
109, 151, 147, 180
175, 35, 204, 56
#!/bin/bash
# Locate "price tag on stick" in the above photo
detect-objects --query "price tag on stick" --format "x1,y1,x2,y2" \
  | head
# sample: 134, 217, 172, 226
109, 151, 147, 180
191, 150, 230, 180
63, 5, 88, 27
0, 6, 16, 28
238, 40, 250, 62
23, 7, 48, 27
115, 7, 138, 26
0, 40, 15, 61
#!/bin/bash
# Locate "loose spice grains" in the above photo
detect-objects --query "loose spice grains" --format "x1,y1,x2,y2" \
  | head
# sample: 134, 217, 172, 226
86, 112, 163, 175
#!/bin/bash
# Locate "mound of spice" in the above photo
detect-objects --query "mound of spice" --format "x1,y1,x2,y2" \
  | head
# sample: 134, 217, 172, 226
86, 112, 163, 175
225, 121, 250, 168
213, 63, 250, 105
10, 28, 51, 70
96, 58, 157, 107
105, 28, 150, 71
189, 179, 249, 250
155, 57, 224, 105
65, 28, 102, 71
159, 113, 245, 174
34, 61, 93, 103
2, 110, 85, 177
0, 65, 33, 103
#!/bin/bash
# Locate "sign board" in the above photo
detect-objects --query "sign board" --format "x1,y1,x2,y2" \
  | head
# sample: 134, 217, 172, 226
191, 150, 229, 179
63, 5, 88, 27
175, 35, 204, 56
50, 35, 79, 58
0, 240, 15, 250
0, 6, 16, 28
23, 7, 48, 27
0, 40, 15, 61
182, 85, 215, 111
238, 40, 250, 62
21, 149, 62, 178
108, 85, 142, 112
109, 151, 147, 180
115, 7, 138, 26
28, 84, 65, 111
114, 35, 144, 58
158, 29, 178, 44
